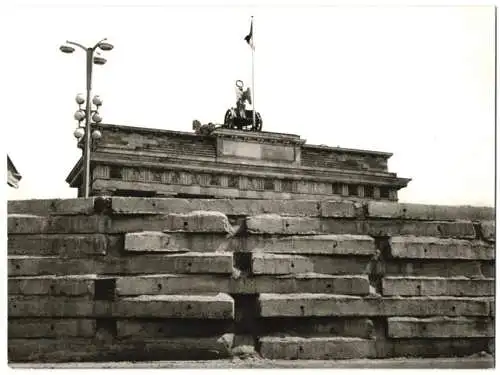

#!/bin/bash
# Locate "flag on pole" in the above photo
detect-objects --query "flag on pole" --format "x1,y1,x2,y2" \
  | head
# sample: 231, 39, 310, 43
7, 155, 22, 188
244, 18, 254, 49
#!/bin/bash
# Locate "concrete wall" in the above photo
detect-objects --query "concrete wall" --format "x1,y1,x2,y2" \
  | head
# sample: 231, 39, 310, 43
8, 197, 495, 362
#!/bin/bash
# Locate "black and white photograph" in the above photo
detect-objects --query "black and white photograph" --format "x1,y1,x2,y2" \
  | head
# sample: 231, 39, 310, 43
2, 0, 496, 370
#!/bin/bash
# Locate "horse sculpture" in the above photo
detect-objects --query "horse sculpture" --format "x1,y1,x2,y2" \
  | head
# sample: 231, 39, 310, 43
192, 120, 216, 135
223, 80, 262, 131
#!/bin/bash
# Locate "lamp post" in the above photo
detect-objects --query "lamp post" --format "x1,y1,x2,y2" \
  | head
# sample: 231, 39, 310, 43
60, 38, 114, 198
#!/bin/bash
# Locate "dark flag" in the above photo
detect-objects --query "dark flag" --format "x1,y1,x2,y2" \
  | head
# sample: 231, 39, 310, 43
7, 155, 22, 188
244, 18, 254, 50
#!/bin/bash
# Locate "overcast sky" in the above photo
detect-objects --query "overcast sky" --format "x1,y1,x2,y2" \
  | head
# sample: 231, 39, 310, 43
2, 3, 495, 206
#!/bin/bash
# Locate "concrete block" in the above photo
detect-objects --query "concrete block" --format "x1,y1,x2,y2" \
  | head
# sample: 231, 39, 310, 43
8, 198, 98, 216
111, 197, 320, 216
146, 252, 234, 274
385, 260, 487, 278
116, 319, 233, 338
387, 317, 494, 338
8, 215, 47, 233
364, 220, 476, 239
310, 256, 372, 275
236, 200, 319, 217
111, 252, 234, 275
258, 294, 490, 317
389, 236, 494, 260
8, 336, 234, 362
320, 201, 359, 218
50, 215, 109, 234
143, 233, 231, 252
255, 235, 376, 256
258, 294, 380, 317
9, 296, 96, 317
232, 274, 370, 295
124, 231, 172, 252
366, 202, 494, 221
380, 338, 493, 359
8, 319, 96, 338
382, 296, 490, 316
246, 219, 484, 238
260, 317, 375, 338
111, 197, 193, 214
9, 256, 99, 276
166, 211, 234, 233
274, 274, 370, 295
116, 274, 231, 295
319, 220, 366, 234
8, 234, 109, 256
246, 214, 321, 234
8, 215, 109, 234
112, 294, 234, 319
251, 253, 314, 274
8, 275, 96, 296
109, 211, 234, 234
382, 276, 494, 296
8, 252, 234, 276
279, 219, 479, 239
259, 336, 376, 360
480, 221, 495, 242
9, 293, 234, 319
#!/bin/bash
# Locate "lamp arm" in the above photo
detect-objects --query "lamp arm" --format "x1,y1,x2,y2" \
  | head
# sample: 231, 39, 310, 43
66, 40, 87, 51
93, 38, 108, 50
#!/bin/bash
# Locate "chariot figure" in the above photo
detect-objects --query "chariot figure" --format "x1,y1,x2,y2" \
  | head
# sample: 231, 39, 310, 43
224, 80, 262, 131
235, 80, 252, 119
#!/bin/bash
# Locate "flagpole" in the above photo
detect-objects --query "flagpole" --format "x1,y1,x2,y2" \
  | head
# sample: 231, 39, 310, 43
251, 16, 256, 130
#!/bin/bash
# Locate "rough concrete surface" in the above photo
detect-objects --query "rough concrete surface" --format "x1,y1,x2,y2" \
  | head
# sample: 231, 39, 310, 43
366, 201, 494, 221
389, 236, 494, 260
254, 234, 376, 255
7, 197, 496, 364
9, 356, 495, 369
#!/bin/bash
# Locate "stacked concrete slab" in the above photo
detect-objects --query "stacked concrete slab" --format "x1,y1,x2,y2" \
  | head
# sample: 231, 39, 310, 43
8, 197, 495, 362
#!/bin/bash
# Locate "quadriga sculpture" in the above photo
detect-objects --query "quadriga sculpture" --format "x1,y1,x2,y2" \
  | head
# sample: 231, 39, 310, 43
223, 80, 262, 132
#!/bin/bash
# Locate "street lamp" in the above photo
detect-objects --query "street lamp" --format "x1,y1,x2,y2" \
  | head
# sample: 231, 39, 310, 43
73, 93, 103, 143
60, 38, 114, 198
